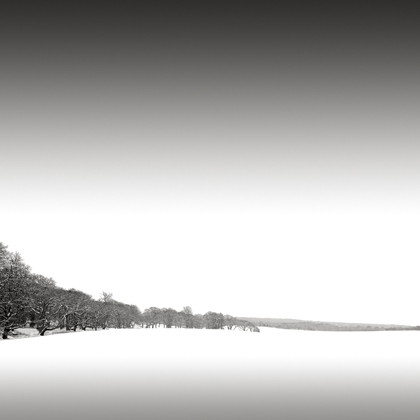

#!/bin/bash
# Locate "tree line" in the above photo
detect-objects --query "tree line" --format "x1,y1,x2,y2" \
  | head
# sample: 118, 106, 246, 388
138, 306, 259, 332
0, 242, 259, 339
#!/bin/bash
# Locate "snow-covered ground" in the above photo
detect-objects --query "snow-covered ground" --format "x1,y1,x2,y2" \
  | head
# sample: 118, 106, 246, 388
1, 327, 420, 420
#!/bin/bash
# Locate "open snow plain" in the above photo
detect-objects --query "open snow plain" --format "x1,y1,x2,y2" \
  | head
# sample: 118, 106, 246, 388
1, 327, 420, 420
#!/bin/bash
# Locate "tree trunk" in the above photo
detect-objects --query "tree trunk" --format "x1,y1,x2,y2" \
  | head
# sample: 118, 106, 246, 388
2, 327, 11, 339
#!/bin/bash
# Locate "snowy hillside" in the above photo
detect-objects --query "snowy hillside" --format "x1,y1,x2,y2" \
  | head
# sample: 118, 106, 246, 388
1, 327, 420, 420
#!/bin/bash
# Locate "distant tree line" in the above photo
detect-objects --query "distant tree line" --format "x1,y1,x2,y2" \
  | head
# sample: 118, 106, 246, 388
0, 242, 259, 339
139, 306, 259, 332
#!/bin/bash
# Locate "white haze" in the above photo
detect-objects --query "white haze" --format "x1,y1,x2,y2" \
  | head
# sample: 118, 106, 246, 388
1, 85, 420, 325
1, 200, 420, 325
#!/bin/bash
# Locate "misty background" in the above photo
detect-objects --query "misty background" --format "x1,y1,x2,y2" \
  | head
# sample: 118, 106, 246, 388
1, 2, 420, 324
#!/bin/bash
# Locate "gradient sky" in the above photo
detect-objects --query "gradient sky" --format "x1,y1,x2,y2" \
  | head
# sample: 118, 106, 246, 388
1, 2, 420, 324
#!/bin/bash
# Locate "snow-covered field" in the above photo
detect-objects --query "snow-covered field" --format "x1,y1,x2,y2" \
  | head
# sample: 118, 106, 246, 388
1, 327, 420, 420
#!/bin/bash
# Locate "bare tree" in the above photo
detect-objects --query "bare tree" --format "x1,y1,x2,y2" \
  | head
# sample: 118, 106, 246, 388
0, 252, 31, 338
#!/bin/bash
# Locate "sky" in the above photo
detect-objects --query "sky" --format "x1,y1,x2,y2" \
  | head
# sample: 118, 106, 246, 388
1, 2, 420, 324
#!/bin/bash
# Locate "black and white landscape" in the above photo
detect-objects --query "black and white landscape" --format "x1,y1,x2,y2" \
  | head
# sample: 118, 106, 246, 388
2, 1, 420, 419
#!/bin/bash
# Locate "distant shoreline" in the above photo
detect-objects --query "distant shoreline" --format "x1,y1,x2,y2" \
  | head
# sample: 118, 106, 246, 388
239, 317, 420, 332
